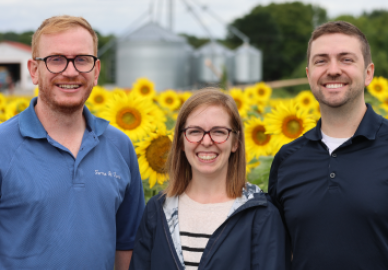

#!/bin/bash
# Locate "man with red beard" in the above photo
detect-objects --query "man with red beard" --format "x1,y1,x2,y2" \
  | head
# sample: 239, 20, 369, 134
269, 21, 388, 269
0, 16, 144, 269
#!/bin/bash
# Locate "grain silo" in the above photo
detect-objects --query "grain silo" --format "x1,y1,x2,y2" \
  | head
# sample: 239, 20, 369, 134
116, 21, 192, 91
233, 43, 262, 84
195, 41, 234, 84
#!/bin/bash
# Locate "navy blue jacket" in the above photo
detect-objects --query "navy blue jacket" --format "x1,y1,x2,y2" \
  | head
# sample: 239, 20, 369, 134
129, 186, 291, 270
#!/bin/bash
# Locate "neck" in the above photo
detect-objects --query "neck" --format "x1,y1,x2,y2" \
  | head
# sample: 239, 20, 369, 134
185, 170, 231, 204
320, 99, 366, 138
35, 98, 86, 158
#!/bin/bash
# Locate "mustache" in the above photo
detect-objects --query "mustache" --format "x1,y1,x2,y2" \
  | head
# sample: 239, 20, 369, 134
319, 76, 349, 84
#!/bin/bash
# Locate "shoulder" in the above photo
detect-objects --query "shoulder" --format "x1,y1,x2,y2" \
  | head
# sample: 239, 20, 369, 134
0, 116, 24, 152
377, 117, 388, 136
99, 124, 137, 164
103, 124, 135, 148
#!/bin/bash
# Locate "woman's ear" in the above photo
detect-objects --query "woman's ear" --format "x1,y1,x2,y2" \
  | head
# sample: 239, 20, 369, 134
231, 132, 239, 153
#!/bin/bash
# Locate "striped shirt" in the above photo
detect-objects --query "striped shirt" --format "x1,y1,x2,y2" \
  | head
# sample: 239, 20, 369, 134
178, 193, 234, 270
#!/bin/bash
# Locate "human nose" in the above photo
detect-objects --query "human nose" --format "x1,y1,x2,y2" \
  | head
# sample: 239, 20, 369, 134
327, 60, 342, 77
201, 132, 213, 145
61, 59, 79, 77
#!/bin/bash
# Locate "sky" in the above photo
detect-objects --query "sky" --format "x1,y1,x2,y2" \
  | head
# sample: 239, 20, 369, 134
1, 0, 388, 39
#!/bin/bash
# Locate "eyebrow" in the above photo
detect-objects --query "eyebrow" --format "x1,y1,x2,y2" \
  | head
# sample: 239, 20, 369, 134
185, 125, 230, 129
312, 52, 358, 59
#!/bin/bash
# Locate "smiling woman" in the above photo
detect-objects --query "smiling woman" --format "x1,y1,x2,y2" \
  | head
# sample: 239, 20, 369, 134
129, 88, 291, 270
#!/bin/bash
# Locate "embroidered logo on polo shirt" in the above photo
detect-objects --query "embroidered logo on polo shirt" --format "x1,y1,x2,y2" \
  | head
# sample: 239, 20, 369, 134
94, 170, 121, 179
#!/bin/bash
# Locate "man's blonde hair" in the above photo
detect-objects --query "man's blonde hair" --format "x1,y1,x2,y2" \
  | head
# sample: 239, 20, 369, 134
31, 15, 98, 58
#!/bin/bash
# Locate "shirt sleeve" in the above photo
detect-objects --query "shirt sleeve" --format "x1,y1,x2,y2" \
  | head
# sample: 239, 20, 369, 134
116, 140, 145, 250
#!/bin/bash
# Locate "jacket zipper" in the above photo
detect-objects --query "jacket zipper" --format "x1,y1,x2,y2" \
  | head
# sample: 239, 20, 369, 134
197, 200, 265, 269
160, 203, 182, 270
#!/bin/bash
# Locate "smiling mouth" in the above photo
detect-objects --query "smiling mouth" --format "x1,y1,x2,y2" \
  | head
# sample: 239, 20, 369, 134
324, 83, 346, 89
58, 84, 81, 89
197, 154, 218, 161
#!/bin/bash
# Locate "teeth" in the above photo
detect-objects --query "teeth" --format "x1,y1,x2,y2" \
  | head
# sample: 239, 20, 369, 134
198, 154, 217, 160
59, 85, 80, 89
326, 84, 343, 89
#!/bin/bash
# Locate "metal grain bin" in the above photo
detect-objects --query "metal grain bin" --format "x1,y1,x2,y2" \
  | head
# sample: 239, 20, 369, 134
116, 22, 191, 91
195, 41, 234, 84
234, 43, 262, 84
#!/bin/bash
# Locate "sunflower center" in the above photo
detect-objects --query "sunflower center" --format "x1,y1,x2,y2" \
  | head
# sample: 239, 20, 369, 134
258, 89, 265, 96
165, 97, 174, 105
375, 85, 382, 92
282, 116, 304, 139
141, 86, 150, 95
234, 99, 242, 109
116, 108, 142, 130
252, 125, 271, 146
303, 98, 310, 105
94, 95, 104, 104
145, 136, 172, 173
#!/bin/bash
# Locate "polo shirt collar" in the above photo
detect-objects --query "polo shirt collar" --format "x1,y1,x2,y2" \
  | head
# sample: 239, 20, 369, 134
19, 97, 109, 139
304, 103, 383, 142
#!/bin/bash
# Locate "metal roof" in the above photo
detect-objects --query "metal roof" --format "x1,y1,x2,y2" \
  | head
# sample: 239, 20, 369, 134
121, 21, 186, 43
197, 41, 233, 56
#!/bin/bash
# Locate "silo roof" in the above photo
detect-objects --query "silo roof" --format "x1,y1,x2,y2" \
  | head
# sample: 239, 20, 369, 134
197, 41, 233, 56
122, 21, 186, 43
235, 43, 261, 54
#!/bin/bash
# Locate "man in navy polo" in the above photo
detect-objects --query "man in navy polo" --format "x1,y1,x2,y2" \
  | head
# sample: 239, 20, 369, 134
0, 16, 145, 269
269, 21, 388, 269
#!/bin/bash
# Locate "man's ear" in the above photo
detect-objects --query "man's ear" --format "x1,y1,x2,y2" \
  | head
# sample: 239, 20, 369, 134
93, 59, 101, 86
27, 59, 39, 85
364, 62, 375, 87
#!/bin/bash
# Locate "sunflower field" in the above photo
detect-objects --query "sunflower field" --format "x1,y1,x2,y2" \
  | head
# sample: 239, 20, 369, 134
1, 77, 387, 201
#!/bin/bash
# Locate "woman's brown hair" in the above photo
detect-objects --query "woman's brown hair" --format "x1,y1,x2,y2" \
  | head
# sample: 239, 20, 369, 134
165, 88, 246, 198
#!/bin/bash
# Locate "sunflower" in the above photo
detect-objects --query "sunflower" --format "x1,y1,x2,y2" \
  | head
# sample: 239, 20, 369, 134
6, 98, 30, 118
246, 151, 261, 175
367, 77, 388, 99
34, 86, 39, 97
0, 93, 6, 108
100, 94, 161, 141
132, 77, 156, 99
136, 125, 173, 188
265, 100, 316, 149
228, 88, 251, 118
245, 117, 274, 159
87, 86, 111, 111
295, 90, 318, 112
250, 82, 272, 103
157, 90, 181, 111
111, 87, 128, 99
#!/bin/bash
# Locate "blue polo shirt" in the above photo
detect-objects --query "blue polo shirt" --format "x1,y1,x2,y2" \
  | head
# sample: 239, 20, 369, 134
0, 98, 145, 269
269, 104, 388, 270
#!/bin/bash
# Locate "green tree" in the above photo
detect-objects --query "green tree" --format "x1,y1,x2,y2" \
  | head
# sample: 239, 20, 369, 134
227, 2, 327, 81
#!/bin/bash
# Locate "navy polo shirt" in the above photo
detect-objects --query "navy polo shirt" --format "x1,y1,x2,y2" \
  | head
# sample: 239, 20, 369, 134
269, 104, 388, 270
0, 98, 145, 269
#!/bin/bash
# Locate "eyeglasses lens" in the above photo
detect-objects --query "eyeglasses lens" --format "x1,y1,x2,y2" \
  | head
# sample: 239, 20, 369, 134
185, 127, 229, 143
46, 55, 95, 73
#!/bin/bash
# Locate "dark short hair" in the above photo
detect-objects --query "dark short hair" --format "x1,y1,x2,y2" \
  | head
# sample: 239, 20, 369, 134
165, 88, 246, 198
307, 21, 372, 67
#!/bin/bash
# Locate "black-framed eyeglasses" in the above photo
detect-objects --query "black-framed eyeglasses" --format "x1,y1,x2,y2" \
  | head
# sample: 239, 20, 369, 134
35, 55, 98, 74
182, 126, 236, 144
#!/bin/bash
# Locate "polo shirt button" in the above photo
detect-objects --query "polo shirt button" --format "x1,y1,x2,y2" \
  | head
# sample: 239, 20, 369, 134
330, 172, 336, 178
331, 153, 337, 157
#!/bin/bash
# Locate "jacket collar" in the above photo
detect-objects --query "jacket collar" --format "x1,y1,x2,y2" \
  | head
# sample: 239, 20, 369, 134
162, 183, 265, 269
304, 103, 383, 142
19, 97, 109, 139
